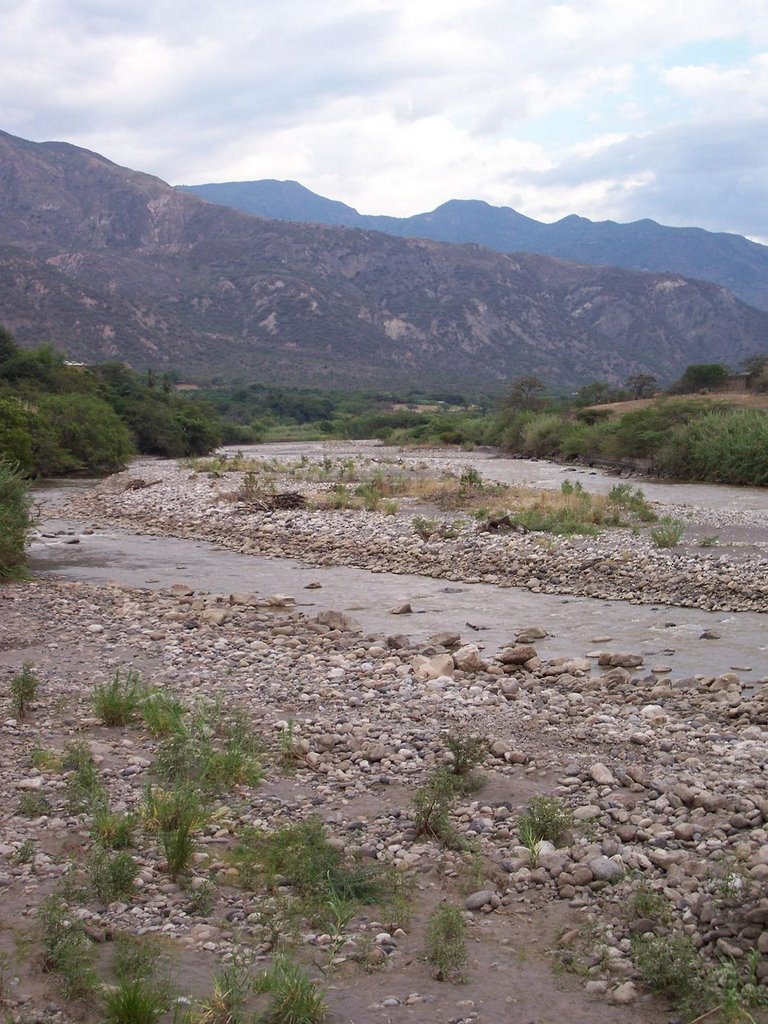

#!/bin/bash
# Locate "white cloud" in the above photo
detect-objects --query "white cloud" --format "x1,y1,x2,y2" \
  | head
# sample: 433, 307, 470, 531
0, 0, 767, 235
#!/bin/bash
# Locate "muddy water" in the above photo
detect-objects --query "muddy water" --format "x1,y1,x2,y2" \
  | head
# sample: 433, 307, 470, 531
30, 452, 768, 681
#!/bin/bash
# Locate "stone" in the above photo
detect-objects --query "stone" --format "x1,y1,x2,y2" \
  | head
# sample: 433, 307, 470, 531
498, 644, 537, 665
610, 982, 637, 1005
588, 856, 623, 882
315, 610, 362, 632
464, 890, 495, 911
412, 653, 455, 681
389, 602, 412, 615
453, 644, 487, 672
589, 763, 615, 785
597, 652, 643, 668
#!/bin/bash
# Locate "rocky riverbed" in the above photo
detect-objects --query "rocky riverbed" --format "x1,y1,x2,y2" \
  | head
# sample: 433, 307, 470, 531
2, 446, 768, 1024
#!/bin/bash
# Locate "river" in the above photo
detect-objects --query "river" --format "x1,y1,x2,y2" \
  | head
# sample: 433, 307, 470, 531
29, 444, 768, 682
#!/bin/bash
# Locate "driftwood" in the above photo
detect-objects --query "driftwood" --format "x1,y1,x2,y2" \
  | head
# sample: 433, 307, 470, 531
477, 514, 528, 534
241, 491, 308, 511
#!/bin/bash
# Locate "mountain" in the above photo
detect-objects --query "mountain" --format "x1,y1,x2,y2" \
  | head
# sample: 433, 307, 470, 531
1, 129, 767, 389
177, 181, 768, 311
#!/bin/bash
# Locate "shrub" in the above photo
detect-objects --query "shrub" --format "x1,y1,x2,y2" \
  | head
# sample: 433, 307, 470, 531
253, 955, 327, 1024
519, 413, 568, 456
140, 690, 186, 737
87, 849, 139, 902
9, 662, 39, 720
64, 744, 106, 813
650, 517, 685, 548
424, 904, 467, 982
657, 407, 768, 486
102, 977, 167, 1024
411, 769, 463, 848
93, 669, 147, 726
442, 731, 488, 794
91, 806, 136, 849
18, 790, 52, 817
144, 783, 209, 881
517, 796, 572, 847
0, 457, 31, 580
39, 895, 98, 998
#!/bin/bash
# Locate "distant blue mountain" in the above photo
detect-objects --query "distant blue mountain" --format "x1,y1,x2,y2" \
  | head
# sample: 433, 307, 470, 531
177, 181, 768, 310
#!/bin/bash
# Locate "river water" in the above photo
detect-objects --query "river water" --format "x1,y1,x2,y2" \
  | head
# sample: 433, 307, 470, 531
29, 445, 768, 682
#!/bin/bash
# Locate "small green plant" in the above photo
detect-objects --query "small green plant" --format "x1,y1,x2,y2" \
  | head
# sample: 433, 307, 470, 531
112, 933, 163, 982
63, 742, 106, 813
253, 955, 327, 1024
607, 483, 657, 522
186, 879, 215, 917
93, 668, 147, 726
103, 977, 169, 1024
631, 932, 716, 1019
442, 731, 488, 794
9, 663, 39, 721
91, 806, 136, 849
411, 769, 463, 848
87, 849, 139, 902
39, 895, 98, 998
459, 467, 483, 490
382, 498, 399, 515
627, 880, 672, 922
18, 790, 52, 817
424, 903, 467, 982
517, 796, 572, 848
13, 838, 36, 864
144, 783, 209, 881
650, 517, 685, 548
140, 690, 186, 737
278, 719, 303, 773
518, 818, 543, 867
699, 534, 721, 547
412, 515, 438, 540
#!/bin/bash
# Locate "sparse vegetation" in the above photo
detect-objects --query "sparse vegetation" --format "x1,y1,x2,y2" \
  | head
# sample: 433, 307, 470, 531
650, 517, 685, 548
39, 895, 98, 998
93, 668, 147, 726
253, 955, 327, 1024
9, 662, 39, 720
0, 457, 31, 580
87, 848, 139, 902
411, 769, 464, 848
18, 790, 52, 817
424, 904, 467, 982
517, 796, 572, 848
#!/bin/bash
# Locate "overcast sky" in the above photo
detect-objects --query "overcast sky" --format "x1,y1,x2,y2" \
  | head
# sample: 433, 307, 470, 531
2, 1, 768, 239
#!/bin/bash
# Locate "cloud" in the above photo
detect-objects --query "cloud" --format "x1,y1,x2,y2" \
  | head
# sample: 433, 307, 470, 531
0, 0, 767, 234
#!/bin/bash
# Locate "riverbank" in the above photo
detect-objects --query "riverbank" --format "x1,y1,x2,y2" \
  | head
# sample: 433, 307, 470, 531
64, 450, 768, 613
3, 571, 768, 1023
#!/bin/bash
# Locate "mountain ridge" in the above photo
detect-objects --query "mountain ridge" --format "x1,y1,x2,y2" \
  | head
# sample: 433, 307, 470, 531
1, 130, 767, 388
177, 179, 768, 311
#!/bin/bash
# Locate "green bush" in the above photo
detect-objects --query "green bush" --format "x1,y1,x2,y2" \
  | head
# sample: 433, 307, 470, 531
253, 955, 327, 1024
424, 903, 467, 982
93, 669, 147, 726
657, 407, 768, 485
518, 796, 572, 847
10, 662, 39, 720
0, 458, 31, 579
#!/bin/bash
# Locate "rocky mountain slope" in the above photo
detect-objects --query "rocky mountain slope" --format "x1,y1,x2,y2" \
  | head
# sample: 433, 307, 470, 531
2, 130, 767, 388
179, 179, 768, 311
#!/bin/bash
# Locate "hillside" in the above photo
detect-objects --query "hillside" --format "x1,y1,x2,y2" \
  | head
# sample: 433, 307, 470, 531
178, 180, 768, 311
2, 130, 768, 388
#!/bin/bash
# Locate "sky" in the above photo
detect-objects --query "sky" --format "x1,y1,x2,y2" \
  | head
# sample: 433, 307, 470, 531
2, 0, 768, 240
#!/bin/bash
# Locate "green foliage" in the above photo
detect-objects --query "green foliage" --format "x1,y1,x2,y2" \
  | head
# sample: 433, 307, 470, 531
9, 662, 39, 720
39, 895, 98, 998
669, 362, 730, 394
232, 817, 394, 926
442, 731, 488, 794
650, 517, 685, 548
253, 955, 327, 1024
0, 329, 221, 476
411, 769, 463, 848
518, 796, 572, 847
153, 701, 263, 792
64, 742, 106, 813
91, 806, 136, 849
102, 977, 167, 1024
627, 881, 672, 922
0, 457, 31, 579
656, 407, 768, 485
140, 689, 186, 737
87, 849, 139, 902
93, 668, 147, 726
424, 904, 467, 982
631, 933, 717, 1019
606, 483, 657, 522
143, 783, 209, 881
18, 790, 52, 817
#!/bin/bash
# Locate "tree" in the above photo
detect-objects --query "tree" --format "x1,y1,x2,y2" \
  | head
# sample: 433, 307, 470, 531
624, 373, 658, 399
502, 375, 546, 412
669, 364, 729, 395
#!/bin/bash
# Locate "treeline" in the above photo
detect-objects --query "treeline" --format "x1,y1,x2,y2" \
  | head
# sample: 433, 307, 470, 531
0, 328, 222, 477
